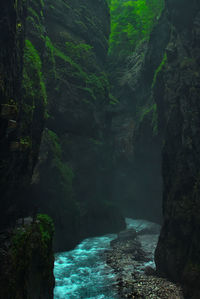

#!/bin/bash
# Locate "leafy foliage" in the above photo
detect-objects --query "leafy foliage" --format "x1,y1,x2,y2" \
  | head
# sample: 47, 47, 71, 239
152, 52, 167, 87
108, 0, 164, 60
45, 36, 110, 104
23, 39, 47, 105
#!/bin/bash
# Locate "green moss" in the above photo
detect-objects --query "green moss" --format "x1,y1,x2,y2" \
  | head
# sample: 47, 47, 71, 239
28, 7, 40, 22
37, 214, 55, 247
152, 52, 167, 88
9, 215, 54, 298
108, 0, 165, 60
45, 37, 110, 105
139, 103, 158, 135
45, 129, 75, 199
47, 129, 62, 157
19, 136, 32, 150
152, 103, 158, 135
109, 92, 119, 105
23, 39, 47, 105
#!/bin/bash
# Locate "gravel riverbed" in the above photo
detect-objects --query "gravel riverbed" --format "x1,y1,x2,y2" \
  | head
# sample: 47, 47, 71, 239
105, 219, 184, 299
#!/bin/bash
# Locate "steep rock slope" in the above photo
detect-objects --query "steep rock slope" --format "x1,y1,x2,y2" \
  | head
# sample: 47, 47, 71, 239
107, 1, 168, 223
0, 1, 54, 298
154, 1, 200, 298
0, 0, 27, 226
0, 215, 55, 299
0, 0, 46, 227
26, 0, 125, 251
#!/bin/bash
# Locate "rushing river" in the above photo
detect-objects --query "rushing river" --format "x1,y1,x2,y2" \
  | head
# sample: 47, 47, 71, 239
54, 218, 160, 299
54, 234, 120, 299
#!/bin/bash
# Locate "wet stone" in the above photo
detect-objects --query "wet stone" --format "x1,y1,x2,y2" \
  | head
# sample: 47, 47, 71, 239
105, 219, 184, 299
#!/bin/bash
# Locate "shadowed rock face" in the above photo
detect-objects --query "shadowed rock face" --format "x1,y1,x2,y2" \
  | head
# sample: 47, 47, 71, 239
107, 10, 171, 224
154, 0, 200, 298
0, 3, 54, 298
0, 0, 47, 228
0, 0, 26, 227
0, 216, 55, 299
25, 0, 125, 251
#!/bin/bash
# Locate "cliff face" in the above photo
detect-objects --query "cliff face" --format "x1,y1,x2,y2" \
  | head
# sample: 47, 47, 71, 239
0, 215, 54, 299
0, 0, 47, 228
0, 2, 54, 298
0, 0, 27, 226
107, 8, 170, 223
154, 1, 200, 298
24, 0, 125, 251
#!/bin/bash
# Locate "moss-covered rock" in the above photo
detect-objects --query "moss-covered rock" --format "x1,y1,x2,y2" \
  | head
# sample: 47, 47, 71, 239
0, 214, 55, 299
31, 129, 80, 251
106, 4, 170, 223
25, 0, 125, 251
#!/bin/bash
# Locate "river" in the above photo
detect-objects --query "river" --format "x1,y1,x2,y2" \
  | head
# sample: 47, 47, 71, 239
54, 218, 160, 299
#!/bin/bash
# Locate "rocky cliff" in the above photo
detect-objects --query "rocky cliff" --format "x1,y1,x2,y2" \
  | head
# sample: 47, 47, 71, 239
0, 215, 54, 299
0, 0, 47, 227
24, 0, 125, 251
0, 1, 55, 297
154, 1, 200, 298
107, 1, 167, 223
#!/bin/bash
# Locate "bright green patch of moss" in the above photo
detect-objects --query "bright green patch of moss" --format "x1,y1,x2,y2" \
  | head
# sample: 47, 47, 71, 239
23, 39, 47, 104
139, 103, 158, 135
37, 214, 55, 247
44, 37, 110, 105
152, 52, 167, 88
108, 0, 165, 60
9, 215, 54, 298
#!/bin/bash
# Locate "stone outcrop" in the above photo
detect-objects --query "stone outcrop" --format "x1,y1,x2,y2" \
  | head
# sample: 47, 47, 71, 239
0, 215, 55, 299
154, 1, 200, 298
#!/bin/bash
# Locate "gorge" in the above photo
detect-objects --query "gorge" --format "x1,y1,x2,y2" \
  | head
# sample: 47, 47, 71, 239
0, 0, 200, 298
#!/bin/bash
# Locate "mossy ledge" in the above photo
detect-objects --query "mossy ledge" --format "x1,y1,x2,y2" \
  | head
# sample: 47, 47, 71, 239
0, 214, 55, 299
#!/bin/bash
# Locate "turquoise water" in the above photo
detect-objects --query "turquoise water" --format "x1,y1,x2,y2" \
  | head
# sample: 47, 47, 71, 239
54, 234, 119, 299
54, 218, 160, 299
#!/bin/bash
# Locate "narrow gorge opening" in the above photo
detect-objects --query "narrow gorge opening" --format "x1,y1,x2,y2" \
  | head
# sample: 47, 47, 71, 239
1, 0, 200, 298
53, 0, 167, 297
105, 0, 165, 224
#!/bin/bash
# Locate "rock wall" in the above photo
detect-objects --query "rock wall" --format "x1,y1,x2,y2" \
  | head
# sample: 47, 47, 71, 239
107, 9, 170, 223
0, 0, 27, 226
0, 1, 55, 297
154, 1, 200, 298
0, 0, 47, 228
0, 215, 55, 299
24, 0, 125, 251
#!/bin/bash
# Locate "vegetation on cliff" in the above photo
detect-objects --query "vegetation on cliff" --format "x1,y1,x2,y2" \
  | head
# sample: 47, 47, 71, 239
108, 0, 164, 61
0, 215, 54, 299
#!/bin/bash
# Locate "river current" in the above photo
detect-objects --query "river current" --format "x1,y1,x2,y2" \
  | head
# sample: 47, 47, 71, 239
54, 218, 160, 299
54, 234, 119, 299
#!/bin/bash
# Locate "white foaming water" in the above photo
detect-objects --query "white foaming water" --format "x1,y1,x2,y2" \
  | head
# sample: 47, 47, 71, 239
54, 219, 161, 298
54, 234, 119, 299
